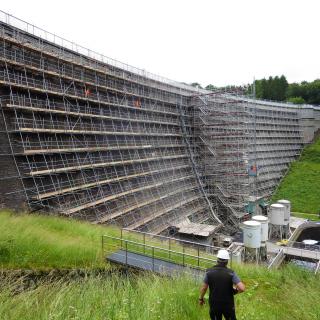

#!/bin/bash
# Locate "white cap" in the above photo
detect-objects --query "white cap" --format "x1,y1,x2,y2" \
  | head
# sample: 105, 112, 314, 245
217, 249, 230, 260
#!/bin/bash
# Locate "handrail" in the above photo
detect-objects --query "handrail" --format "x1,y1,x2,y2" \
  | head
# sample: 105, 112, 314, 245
315, 260, 320, 275
268, 244, 320, 270
287, 241, 320, 251
103, 235, 216, 263
121, 228, 221, 251
102, 234, 218, 271
268, 248, 285, 269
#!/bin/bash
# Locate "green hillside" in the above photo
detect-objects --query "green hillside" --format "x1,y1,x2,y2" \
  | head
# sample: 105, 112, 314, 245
0, 266, 319, 320
0, 210, 118, 269
0, 210, 319, 319
0, 210, 217, 270
272, 137, 320, 214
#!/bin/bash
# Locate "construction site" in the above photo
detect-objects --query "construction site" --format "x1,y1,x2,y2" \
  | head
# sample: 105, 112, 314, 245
1, 10, 320, 240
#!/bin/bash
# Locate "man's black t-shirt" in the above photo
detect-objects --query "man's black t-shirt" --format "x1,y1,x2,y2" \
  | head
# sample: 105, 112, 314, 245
204, 265, 241, 307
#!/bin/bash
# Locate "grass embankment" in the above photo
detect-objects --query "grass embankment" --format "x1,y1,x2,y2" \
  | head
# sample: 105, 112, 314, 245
1, 211, 319, 319
272, 137, 320, 214
0, 210, 215, 270
292, 212, 320, 221
0, 266, 319, 320
0, 210, 117, 269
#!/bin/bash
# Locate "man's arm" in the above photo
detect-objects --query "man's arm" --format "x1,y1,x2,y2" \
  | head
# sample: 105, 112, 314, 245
232, 272, 245, 294
199, 283, 208, 305
235, 281, 245, 293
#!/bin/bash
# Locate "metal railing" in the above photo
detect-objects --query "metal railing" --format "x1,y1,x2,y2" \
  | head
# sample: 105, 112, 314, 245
121, 228, 221, 253
268, 248, 285, 269
288, 241, 320, 252
268, 241, 320, 271
102, 234, 217, 272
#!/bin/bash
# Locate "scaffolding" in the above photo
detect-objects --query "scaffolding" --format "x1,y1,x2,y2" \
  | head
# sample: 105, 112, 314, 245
0, 11, 305, 235
193, 92, 303, 229
193, 92, 251, 231
0, 12, 220, 237
246, 100, 303, 197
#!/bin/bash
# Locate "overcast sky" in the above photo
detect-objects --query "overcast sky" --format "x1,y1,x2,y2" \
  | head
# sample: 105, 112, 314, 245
1, 0, 319, 87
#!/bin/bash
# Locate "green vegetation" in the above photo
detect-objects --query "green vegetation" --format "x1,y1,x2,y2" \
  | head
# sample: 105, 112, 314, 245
287, 79, 320, 105
287, 96, 306, 105
254, 75, 288, 101
272, 137, 320, 214
0, 210, 118, 269
292, 212, 320, 221
248, 76, 320, 105
193, 76, 320, 106
0, 210, 319, 319
0, 211, 215, 270
0, 265, 319, 320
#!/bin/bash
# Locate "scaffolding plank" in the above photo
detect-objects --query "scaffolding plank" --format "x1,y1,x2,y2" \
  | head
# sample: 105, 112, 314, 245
0, 79, 181, 118
28, 154, 188, 176
23, 144, 186, 155
64, 175, 194, 215
126, 196, 200, 230
97, 184, 198, 223
18, 127, 181, 137
6, 104, 181, 127
33, 165, 189, 200
151, 206, 207, 235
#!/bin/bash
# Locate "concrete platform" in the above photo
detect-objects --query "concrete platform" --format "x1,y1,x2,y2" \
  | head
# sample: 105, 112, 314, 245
107, 249, 205, 280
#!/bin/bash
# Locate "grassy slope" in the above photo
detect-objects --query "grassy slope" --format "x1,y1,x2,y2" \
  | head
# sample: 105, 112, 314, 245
0, 211, 319, 319
0, 210, 215, 270
0, 210, 119, 269
272, 137, 320, 214
0, 266, 319, 320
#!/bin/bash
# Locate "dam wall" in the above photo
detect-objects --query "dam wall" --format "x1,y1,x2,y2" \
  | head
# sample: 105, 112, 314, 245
0, 11, 318, 234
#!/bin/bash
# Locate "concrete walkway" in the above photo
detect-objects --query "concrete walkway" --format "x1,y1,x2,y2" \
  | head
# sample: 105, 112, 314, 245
107, 249, 205, 279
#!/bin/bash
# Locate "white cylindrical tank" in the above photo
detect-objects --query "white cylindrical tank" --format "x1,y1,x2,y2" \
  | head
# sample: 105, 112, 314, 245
270, 204, 286, 225
241, 220, 261, 249
252, 215, 269, 243
277, 200, 291, 224
231, 251, 242, 264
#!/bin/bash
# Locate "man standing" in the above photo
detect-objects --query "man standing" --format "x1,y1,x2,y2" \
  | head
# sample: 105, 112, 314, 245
199, 249, 245, 320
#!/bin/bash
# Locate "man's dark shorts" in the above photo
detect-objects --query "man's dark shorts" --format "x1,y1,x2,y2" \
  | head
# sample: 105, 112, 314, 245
209, 303, 236, 320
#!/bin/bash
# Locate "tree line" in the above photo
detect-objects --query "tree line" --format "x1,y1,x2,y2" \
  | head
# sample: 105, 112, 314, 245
249, 76, 320, 105
190, 76, 320, 105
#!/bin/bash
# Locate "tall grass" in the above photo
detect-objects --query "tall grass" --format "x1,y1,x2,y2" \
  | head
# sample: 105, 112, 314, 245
0, 211, 216, 270
272, 137, 320, 214
0, 265, 319, 320
0, 210, 119, 269
0, 211, 319, 319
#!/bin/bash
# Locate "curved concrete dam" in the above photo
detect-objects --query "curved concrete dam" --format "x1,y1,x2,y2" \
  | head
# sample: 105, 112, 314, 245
0, 10, 320, 235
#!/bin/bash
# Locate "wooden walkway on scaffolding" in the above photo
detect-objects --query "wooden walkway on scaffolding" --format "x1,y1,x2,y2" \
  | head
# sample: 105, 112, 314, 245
107, 249, 205, 279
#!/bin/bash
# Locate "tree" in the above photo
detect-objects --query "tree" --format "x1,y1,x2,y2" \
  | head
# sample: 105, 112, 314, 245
287, 83, 302, 99
279, 75, 288, 101
205, 84, 216, 91
287, 97, 305, 104
255, 78, 267, 99
190, 82, 203, 89
253, 75, 288, 101
287, 79, 320, 105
